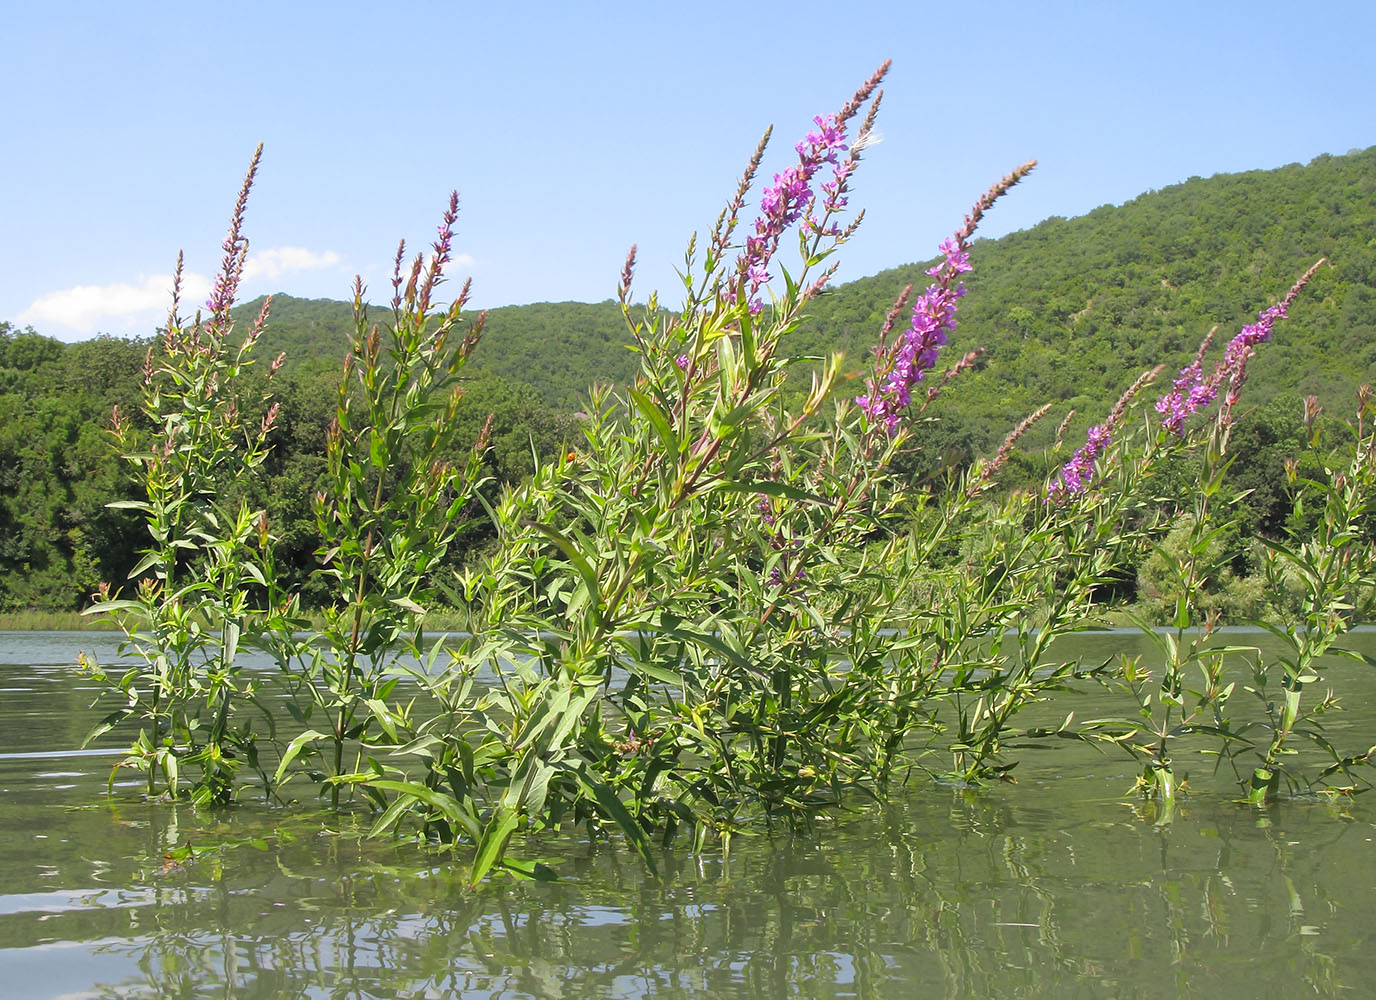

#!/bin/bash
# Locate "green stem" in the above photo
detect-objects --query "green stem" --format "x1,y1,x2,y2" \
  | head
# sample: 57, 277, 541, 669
1247, 676, 1303, 805
1245, 765, 1277, 806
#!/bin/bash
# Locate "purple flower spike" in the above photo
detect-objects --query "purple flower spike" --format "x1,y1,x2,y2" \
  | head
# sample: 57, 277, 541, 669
734, 113, 851, 313
856, 241, 969, 434
757, 494, 776, 527
1049, 423, 1112, 499
1155, 260, 1323, 435
856, 163, 1035, 436
1049, 366, 1162, 501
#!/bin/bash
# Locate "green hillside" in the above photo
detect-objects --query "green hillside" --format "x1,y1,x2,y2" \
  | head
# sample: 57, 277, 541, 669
241, 144, 1374, 426
799, 146, 1376, 447
3, 145, 1373, 611
240, 296, 638, 408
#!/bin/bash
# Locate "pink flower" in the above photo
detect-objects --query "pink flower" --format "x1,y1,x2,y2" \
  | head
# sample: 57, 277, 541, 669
856, 241, 969, 434
1155, 261, 1321, 435
735, 114, 850, 313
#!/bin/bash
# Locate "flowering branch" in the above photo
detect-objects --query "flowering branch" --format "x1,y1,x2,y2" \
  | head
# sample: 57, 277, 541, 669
1156, 259, 1325, 434
857, 161, 1034, 435
732, 61, 890, 315
1049, 366, 1163, 500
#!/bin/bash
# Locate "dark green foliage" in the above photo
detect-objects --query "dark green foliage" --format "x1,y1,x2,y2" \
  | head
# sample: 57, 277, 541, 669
459, 301, 640, 410
0, 324, 145, 609
0, 324, 575, 610
4, 146, 1376, 610
239, 294, 642, 412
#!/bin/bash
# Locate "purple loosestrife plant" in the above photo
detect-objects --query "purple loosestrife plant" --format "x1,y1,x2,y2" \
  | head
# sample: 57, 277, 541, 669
301, 194, 489, 809
81, 146, 289, 804
1048, 423, 1113, 500
856, 239, 970, 434
857, 164, 1035, 435
736, 114, 849, 314
1049, 367, 1161, 501
75, 58, 1376, 883
1155, 259, 1325, 434
728, 61, 889, 317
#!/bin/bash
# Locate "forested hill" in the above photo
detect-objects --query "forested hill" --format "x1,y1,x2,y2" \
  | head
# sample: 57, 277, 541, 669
239, 144, 1374, 422
246, 296, 637, 406
794, 145, 1376, 452
2, 145, 1374, 610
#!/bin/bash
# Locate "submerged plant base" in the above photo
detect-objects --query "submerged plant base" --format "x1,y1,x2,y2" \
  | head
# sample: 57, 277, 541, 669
1246, 765, 1279, 805
15, 629, 1376, 997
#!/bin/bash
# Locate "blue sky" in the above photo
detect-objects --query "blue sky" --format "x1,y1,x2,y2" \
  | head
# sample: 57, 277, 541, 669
4, 1, 1373, 342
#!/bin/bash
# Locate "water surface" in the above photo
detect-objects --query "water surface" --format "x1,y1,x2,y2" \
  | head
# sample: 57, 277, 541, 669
3, 630, 1375, 999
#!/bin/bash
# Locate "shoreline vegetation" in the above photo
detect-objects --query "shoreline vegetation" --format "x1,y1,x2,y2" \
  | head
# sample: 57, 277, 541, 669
3, 603, 1369, 635
22, 64, 1376, 881
3, 145, 1375, 618
0, 608, 476, 633
9, 613, 1374, 636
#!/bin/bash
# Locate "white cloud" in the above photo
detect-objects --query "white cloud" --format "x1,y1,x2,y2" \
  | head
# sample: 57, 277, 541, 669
19, 272, 212, 338
242, 246, 343, 283
18, 245, 347, 340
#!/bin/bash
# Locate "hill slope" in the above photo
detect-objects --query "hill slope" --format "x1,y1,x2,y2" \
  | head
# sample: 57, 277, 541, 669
794, 145, 1376, 449
238, 144, 1376, 426
4, 145, 1374, 610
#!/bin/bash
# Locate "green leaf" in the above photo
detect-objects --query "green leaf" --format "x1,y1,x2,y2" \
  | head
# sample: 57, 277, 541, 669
469, 807, 521, 886
1331, 648, 1376, 668
716, 332, 737, 385
127, 551, 161, 578
392, 734, 446, 758
499, 859, 559, 881
1172, 595, 1190, 631
780, 261, 798, 301
629, 659, 684, 686
365, 779, 482, 841
82, 599, 142, 616
523, 521, 603, 627
389, 595, 426, 615
273, 729, 328, 786
654, 620, 765, 679
544, 683, 598, 757
368, 794, 418, 838
720, 480, 827, 505
628, 386, 680, 457
81, 708, 132, 749
573, 764, 658, 878
365, 698, 398, 741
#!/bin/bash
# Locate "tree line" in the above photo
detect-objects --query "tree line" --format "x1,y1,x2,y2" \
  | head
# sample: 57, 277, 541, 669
2, 144, 1373, 612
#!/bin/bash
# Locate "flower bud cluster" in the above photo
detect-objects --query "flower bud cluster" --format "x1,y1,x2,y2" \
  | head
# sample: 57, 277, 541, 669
1156, 260, 1323, 434
737, 115, 850, 314
856, 239, 971, 434
756, 493, 807, 592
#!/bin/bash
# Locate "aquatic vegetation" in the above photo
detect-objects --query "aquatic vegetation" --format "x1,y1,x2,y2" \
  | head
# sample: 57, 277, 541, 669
79, 147, 284, 804
78, 62, 1376, 880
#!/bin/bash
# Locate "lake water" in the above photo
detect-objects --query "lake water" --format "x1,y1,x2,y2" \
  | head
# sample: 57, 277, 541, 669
3, 629, 1376, 999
